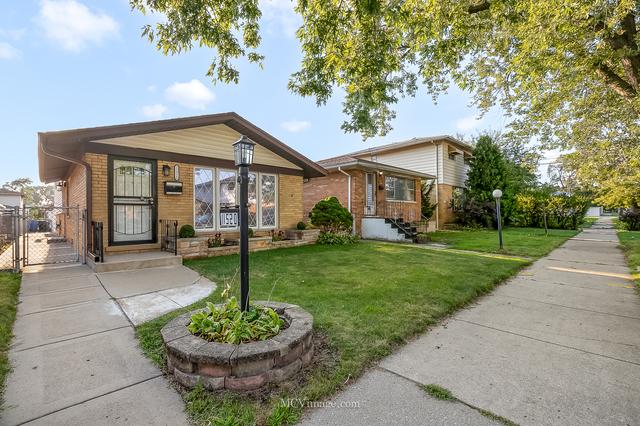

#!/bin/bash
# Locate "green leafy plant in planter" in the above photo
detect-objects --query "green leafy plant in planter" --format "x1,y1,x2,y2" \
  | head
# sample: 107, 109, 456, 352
207, 233, 223, 248
188, 297, 284, 344
296, 221, 307, 230
179, 224, 195, 238
248, 228, 255, 238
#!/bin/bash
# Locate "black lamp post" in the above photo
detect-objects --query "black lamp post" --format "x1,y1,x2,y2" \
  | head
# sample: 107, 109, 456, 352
492, 189, 504, 250
233, 135, 256, 312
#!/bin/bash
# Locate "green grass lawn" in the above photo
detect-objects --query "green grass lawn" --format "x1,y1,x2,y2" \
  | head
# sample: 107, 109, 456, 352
136, 242, 532, 425
0, 272, 20, 404
617, 230, 640, 286
427, 227, 580, 257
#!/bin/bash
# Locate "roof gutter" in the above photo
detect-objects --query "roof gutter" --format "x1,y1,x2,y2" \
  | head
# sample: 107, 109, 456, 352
337, 166, 356, 236
39, 138, 92, 259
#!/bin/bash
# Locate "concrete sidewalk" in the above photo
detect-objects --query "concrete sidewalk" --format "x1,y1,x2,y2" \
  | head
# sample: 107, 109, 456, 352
301, 217, 640, 426
1, 264, 204, 425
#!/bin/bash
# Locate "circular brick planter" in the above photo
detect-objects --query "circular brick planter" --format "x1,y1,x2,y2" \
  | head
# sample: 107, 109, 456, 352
161, 301, 314, 391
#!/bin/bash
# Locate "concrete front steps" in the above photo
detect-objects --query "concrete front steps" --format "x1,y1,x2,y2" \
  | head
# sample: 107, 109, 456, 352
361, 217, 417, 242
88, 251, 183, 273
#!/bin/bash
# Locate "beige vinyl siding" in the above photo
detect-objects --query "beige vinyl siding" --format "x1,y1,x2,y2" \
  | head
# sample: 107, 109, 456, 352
92, 124, 302, 170
356, 145, 438, 177
442, 143, 469, 187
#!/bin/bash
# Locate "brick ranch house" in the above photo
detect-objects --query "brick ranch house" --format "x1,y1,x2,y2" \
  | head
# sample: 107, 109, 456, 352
38, 113, 326, 262
333, 136, 474, 229
304, 155, 434, 242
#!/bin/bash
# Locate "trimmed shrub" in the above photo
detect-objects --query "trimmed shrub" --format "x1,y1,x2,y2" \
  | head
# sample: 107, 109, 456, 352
619, 208, 640, 231
248, 228, 255, 238
317, 231, 358, 245
309, 197, 353, 233
454, 196, 496, 228
296, 221, 307, 230
179, 224, 196, 238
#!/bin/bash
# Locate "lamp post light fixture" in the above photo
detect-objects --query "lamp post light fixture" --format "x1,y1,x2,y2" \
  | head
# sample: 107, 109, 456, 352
233, 135, 256, 312
492, 189, 504, 250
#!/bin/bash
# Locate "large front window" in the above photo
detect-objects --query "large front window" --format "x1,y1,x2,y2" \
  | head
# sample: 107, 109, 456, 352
193, 167, 276, 230
385, 176, 415, 201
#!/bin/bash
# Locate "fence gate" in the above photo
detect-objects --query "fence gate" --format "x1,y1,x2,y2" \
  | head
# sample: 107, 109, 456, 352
22, 206, 85, 267
0, 208, 20, 272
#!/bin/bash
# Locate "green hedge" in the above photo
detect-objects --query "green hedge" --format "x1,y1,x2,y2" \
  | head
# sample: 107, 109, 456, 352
512, 191, 591, 230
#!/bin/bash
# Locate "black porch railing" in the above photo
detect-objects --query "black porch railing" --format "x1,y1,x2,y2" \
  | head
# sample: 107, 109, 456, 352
160, 219, 178, 255
89, 221, 104, 263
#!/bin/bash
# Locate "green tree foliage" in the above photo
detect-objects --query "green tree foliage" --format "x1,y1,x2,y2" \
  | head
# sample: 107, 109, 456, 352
466, 136, 509, 203
131, 1, 640, 139
420, 180, 437, 220
308, 197, 353, 233
2, 178, 54, 206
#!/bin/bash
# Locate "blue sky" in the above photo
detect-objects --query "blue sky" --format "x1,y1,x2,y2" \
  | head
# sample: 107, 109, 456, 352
0, 0, 509, 185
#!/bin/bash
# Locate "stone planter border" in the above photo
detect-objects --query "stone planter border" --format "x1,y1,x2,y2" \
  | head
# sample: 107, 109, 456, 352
161, 301, 314, 391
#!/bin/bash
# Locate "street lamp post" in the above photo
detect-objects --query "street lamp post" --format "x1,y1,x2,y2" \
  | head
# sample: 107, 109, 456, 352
233, 135, 256, 312
492, 189, 504, 250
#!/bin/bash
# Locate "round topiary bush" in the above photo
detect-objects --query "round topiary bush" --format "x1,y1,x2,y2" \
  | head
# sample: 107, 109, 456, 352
296, 221, 307, 230
179, 224, 196, 238
308, 197, 353, 233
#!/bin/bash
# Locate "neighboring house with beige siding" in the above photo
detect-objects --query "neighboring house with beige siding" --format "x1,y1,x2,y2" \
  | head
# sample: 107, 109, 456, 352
37, 113, 325, 262
336, 136, 473, 228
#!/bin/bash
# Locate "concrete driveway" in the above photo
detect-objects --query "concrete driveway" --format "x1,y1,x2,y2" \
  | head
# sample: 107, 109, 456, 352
301, 217, 640, 426
2, 263, 215, 425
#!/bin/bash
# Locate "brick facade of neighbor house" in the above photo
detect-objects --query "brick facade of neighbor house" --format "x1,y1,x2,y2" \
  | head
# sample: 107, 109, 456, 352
303, 169, 422, 235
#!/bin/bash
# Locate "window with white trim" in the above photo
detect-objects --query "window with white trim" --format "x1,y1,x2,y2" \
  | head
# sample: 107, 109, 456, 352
385, 176, 415, 201
193, 168, 277, 230
194, 168, 215, 230
260, 174, 277, 227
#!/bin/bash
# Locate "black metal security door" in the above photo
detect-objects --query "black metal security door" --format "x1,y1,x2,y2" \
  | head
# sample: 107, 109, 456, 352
109, 157, 157, 245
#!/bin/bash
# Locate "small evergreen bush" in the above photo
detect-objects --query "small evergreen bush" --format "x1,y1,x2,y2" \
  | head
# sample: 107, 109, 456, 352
619, 208, 640, 231
179, 224, 196, 238
309, 197, 353, 233
296, 221, 307, 230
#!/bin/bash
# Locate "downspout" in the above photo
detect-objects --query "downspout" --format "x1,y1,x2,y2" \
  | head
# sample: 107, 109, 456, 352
431, 141, 440, 230
337, 166, 355, 235
39, 139, 92, 261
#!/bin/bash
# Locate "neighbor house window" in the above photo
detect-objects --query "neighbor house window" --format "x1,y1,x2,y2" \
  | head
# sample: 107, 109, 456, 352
194, 167, 215, 230
385, 176, 415, 201
260, 174, 277, 227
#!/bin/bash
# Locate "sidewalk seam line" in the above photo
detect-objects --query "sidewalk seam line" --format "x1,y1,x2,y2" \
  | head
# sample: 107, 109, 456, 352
17, 374, 164, 426
13, 325, 132, 353
453, 318, 640, 366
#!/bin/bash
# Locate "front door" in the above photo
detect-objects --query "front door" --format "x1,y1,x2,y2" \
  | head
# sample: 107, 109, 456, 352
365, 173, 376, 216
109, 157, 157, 245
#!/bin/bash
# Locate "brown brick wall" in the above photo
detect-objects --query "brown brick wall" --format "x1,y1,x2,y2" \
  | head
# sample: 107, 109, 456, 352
437, 184, 456, 225
278, 174, 303, 230
157, 161, 194, 230
61, 163, 87, 244
83, 153, 304, 251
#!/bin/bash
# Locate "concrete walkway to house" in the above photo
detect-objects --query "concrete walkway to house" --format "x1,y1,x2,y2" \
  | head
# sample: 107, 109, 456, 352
1, 263, 215, 425
301, 217, 640, 426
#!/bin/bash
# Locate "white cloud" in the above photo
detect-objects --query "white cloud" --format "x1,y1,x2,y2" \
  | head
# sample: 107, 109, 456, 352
260, 0, 300, 38
0, 42, 19, 60
455, 115, 484, 132
36, 0, 119, 52
165, 80, 215, 110
281, 120, 310, 133
141, 104, 168, 119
